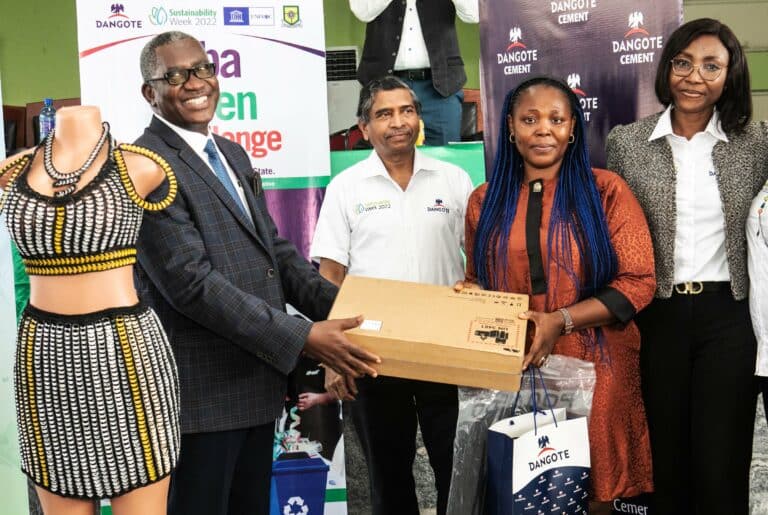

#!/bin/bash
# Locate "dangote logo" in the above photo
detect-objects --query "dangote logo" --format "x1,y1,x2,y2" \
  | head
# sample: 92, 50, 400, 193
612, 11, 663, 65
97, 3, 143, 28
566, 73, 598, 121
625, 11, 650, 38
528, 434, 571, 471
497, 26, 538, 75
538, 435, 553, 453
566, 74, 586, 97
427, 198, 449, 213
507, 27, 526, 50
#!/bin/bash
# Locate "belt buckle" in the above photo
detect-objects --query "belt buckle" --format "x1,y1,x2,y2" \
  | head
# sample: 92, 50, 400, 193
674, 281, 704, 295
406, 69, 425, 80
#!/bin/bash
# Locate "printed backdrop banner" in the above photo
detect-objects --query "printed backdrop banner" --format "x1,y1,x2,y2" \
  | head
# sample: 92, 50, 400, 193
480, 0, 683, 169
75, 0, 329, 184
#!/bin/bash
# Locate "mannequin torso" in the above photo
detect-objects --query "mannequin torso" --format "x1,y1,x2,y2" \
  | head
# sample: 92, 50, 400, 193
0, 105, 168, 313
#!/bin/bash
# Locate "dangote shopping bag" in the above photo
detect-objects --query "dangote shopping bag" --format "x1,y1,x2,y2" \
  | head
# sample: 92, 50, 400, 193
486, 408, 590, 514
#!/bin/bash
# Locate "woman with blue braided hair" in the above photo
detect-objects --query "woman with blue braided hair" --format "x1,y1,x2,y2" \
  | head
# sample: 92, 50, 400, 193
463, 77, 655, 512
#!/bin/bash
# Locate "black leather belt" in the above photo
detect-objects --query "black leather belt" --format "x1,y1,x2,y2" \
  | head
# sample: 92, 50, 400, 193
393, 68, 431, 81
672, 281, 730, 295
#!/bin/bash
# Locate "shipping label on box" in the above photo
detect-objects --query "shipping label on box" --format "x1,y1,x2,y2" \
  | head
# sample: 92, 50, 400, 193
467, 317, 524, 356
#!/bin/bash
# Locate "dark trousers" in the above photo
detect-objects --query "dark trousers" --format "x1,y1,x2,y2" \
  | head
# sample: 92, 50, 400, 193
351, 376, 458, 515
168, 423, 274, 515
637, 290, 757, 515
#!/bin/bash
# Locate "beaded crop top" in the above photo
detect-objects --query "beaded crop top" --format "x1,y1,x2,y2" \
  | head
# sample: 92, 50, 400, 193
0, 141, 177, 275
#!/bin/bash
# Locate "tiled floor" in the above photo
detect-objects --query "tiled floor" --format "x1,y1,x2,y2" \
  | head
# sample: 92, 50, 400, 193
750, 395, 768, 514
23, 396, 768, 515
348, 396, 768, 515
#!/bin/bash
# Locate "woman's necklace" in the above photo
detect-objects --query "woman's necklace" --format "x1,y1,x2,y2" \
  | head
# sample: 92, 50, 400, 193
43, 121, 110, 197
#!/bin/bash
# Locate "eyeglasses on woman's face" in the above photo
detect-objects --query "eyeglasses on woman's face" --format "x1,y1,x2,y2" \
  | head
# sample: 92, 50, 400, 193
670, 57, 726, 82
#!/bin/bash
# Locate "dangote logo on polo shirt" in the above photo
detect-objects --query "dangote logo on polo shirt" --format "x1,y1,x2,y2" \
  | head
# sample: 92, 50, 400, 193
427, 199, 449, 214
355, 200, 391, 214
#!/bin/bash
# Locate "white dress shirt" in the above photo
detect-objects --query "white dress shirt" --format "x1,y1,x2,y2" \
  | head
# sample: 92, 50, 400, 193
648, 105, 730, 283
350, 0, 479, 70
155, 115, 253, 223
747, 184, 768, 376
310, 148, 473, 286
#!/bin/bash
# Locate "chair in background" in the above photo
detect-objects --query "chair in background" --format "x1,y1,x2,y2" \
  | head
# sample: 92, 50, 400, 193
4, 119, 17, 156
460, 102, 482, 141
460, 88, 484, 141
3, 104, 26, 154
329, 129, 348, 151
329, 124, 369, 151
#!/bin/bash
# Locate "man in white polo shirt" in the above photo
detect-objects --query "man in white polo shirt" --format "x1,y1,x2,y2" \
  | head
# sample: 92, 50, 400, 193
310, 76, 473, 515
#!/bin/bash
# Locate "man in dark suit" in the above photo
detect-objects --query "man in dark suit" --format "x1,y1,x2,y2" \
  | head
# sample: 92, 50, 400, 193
134, 31, 379, 515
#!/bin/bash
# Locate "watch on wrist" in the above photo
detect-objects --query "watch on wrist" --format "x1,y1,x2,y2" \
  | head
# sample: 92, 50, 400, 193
558, 307, 574, 335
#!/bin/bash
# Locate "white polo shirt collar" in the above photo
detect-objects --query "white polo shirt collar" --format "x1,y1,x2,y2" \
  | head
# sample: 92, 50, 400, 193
360, 148, 439, 182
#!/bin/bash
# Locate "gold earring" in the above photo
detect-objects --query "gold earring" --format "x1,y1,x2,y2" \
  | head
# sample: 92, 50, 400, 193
568, 134, 575, 144
509, 134, 515, 143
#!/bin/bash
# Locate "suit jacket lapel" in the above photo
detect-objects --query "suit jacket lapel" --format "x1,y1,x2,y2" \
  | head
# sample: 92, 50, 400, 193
649, 134, 677, 266
629, 115, 676, 275
215, 137, 273, 250
149, 117, 268, 249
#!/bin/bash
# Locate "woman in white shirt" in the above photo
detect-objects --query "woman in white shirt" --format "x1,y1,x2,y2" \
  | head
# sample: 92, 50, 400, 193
606, 18, 768, 515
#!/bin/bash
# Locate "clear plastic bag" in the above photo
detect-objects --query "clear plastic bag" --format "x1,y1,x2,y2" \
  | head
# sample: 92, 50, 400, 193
446, 354, 596, 515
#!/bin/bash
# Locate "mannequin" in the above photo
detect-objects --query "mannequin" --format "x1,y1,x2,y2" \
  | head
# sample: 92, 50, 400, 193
0, 106, 179, 515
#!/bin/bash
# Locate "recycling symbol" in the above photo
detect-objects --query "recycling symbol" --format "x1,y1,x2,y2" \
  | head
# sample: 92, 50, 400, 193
283, 496, 309, 515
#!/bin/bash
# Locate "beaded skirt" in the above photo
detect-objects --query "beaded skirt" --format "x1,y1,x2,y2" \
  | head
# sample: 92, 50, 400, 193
14, 303, 180, 499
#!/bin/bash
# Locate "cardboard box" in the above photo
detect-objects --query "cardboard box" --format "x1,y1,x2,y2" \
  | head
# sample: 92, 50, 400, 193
328, 275, 529, 391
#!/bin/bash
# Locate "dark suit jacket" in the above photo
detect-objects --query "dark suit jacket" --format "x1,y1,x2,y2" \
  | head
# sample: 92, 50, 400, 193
135, 116, 337, 432
357, 0, 466, 97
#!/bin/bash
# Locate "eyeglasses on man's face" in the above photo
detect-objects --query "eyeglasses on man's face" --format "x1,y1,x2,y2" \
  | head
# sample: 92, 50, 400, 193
670, 57, 726, 82
146, 62, 217, 86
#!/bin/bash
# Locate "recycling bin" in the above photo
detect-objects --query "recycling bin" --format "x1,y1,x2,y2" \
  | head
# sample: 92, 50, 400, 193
270, 451, 329, 515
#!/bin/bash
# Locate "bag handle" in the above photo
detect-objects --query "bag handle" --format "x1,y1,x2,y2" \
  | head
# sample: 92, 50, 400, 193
536, 366, 558, 427
510, 367, 559, 434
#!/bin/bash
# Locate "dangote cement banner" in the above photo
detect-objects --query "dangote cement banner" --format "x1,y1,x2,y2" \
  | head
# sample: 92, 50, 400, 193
480, 0, 683, 169
75, 0, 329, 187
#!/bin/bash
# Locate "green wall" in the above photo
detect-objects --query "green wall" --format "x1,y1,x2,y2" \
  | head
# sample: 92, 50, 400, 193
0, 1, 764, 106
0, 0, 80, 105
